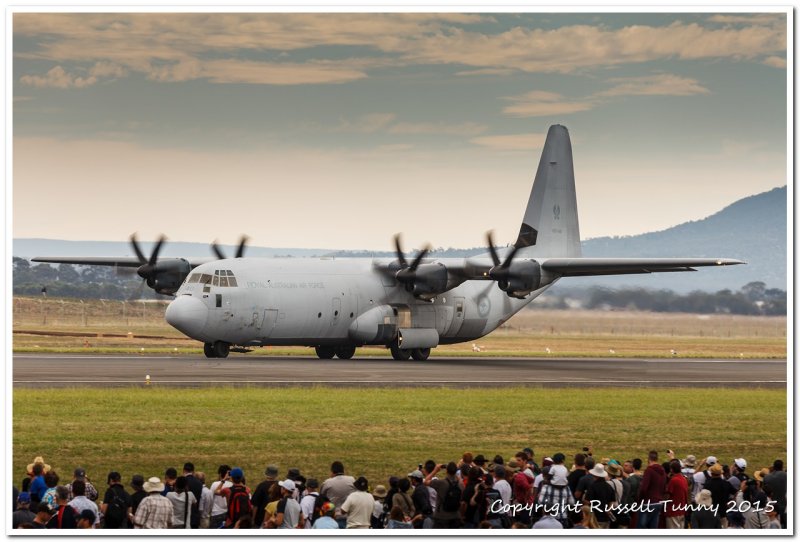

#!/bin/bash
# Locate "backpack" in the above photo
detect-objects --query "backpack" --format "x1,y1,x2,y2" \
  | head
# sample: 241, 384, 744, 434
441, 479, 461, 513
104, 487, 127, 528
227, 485, 252, 526
311, 494, 330, 525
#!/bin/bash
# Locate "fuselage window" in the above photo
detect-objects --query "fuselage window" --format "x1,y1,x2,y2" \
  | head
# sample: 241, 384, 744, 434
219, 276, 229, 287
228, 277, 238, 287
212, 275, 219, 287
200, 274, 212, 284
188, 273, 201, 283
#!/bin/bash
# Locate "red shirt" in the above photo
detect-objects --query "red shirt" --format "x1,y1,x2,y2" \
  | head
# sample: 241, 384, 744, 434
665, 474, 689, 517
512, 472, 533, 505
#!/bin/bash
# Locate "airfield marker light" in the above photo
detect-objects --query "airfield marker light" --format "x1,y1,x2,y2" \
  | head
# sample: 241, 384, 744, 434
145, 374, 150, 386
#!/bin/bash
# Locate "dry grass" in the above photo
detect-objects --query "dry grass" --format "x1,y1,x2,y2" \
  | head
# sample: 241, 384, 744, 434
13, 296, 787, 358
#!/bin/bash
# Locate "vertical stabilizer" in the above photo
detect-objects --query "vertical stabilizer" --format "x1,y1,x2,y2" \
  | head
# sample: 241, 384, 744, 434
514, 124, 581, 258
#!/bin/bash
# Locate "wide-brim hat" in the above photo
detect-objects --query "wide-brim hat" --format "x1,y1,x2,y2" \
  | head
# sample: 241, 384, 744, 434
143, 476, 165, 493
695, 489, 713, 508
372, 485, 388, 498
683, 455, 697, 468
26, 456, 51, 475
754, 468, 770, 482
709, 463, 723, 476
590, 464, 608, 478
606, 463, 623, 478
506, 460, 521, 473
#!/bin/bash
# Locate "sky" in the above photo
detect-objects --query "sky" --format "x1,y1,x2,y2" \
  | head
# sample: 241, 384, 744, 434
11, 10, 788, 251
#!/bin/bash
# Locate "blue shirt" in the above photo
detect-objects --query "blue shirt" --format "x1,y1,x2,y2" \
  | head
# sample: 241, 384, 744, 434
312, 516, 339, 529
29, 476, 47, 501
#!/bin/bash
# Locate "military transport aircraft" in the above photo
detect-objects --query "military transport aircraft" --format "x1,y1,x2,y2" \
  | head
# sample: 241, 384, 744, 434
33, 125, 743, 360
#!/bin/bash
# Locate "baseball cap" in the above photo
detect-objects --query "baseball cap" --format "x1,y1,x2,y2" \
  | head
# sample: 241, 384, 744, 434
706, 456, 718, 466
734, 458, 747, 469
408, 470, 424, 480
74, 468, 86, 479
17, 492, 31, 503
320, 501, 335, 515
230, 467, 244, 479
278, 479, 296, 492
264, 465, 279, 477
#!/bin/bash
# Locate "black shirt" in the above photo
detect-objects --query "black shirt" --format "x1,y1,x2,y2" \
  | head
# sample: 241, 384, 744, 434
704, 477, 734, 517
102, 484, 131, 529
411, 484, 431, 517
567, 469, 586, 494
46, 505, 78, 529
585, 478, 616, 522
691, 508, 721, 529
251, 480, 277, 526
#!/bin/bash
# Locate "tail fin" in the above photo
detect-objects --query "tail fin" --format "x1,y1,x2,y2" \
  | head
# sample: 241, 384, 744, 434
514, 124, 581, 258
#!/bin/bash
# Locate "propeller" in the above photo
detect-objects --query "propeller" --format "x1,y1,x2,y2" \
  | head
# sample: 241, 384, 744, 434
486, 231, 519, 290
393, 234, 431, 292
211, 235, 249, 260
130, 234, 167, 287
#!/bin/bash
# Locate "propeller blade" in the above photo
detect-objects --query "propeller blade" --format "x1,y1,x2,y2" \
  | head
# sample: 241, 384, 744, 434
211, 240, 226, 260
235, 235, 249, 258
130, 234, 147, 264
410, 245, 430, 271
502, 244, 519, 269
486, 231, 501, 267
148, 235, 167, 266
393, 234, 408, 268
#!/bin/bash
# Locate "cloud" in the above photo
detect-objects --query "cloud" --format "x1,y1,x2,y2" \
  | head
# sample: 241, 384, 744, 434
336, 113, 398, 133
596, 74, 711, 97
470, 133, 546, 151
20, 66, 97, 88
502, 90, 595, 118
13, 14, 786, 89
707, 14, 785, 25
388, 121, 487, 136
762, 55, 787, 68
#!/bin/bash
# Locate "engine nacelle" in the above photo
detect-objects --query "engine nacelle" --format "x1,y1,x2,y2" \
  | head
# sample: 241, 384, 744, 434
408, 263, 449, 299
145, 259, 192, 295
499, 259, 542, 298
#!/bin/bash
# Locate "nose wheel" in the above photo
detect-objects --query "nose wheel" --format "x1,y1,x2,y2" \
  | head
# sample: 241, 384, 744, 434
204, 341, 230, 359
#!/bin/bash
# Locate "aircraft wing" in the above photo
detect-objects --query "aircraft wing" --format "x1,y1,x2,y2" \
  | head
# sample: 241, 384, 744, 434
30, 256, 214, 268
539, 257, 745, 277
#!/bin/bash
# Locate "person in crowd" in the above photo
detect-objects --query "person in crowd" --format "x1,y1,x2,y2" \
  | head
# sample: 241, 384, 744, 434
67, 479, 99, 527
100, 471, 131, 529
47, 486, 78, 529
408, 470, 432, 528
67, 468, 99, 502
340, 476, 374, 529
39, 470, 59, 511
28, 463, 47, 504
537, 464, 575, 528
300, 478, 320, 529
29, 502, 52, 528
162, 467, 178, 496
763, 459, 786, 529
729, 458, 749, 491
735, 478, 770, 529
704, 462, 734, 527
574, 456, 596, 501
637, 450, 665, 529
182, 462, 203, 529
532, 512, 563, 529
425, 462, 463, 529
664, 459, 688, 529
570, 503, 599, 529
13, 492, 36, 528
390, 478, 414, 521
76, 508, 96, 529
460, 466, 483, 528
128, 474, 148, 527
691, 489, 721, 529
208, 465, 232, 529
584, 463, 616, 529
214, 467, 250, 528
312, 501, 339, 529
196, 471, 214, 529
267, 479, 303, 529
166, 476, 196, 529
508, 459, 533, 525
133, 477, 173, 529
568, 453, 587, 494
386, 504, 413, 529
371, 484, 387, 528
320, 461, 356, 529
250, 464, 278, 528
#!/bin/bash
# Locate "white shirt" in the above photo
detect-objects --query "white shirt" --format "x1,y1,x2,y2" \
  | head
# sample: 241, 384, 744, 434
68, 496, 99, 526
300, 492, 318, 529
209, 480, 232, 516
199, 486, 214, 520
341, 491, 374, 528
494, 479, 512, 506
166, 491, 197, 528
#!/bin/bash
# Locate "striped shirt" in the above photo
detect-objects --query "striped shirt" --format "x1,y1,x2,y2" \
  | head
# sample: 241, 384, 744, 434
537, 484, 575, 522
134, 494, 174, 529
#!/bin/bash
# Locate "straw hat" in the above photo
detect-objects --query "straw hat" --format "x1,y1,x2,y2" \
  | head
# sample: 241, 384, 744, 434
605, 463, 623, 478
26, 456, 51, 475
695, 489, 713, 508
372, 485, 388, 498
143, 476, 165, 493
753, 468, 770, 482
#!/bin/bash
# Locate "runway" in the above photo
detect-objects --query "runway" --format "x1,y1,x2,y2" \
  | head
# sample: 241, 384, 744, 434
13, 354, 787, 388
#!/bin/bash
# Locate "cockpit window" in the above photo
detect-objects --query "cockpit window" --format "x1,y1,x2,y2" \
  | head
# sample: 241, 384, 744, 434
187, 273, 201, 283
200, 274, 212, 284
209, 269, 238, 287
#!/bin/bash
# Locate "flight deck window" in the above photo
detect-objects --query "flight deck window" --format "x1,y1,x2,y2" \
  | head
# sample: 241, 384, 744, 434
219, 276, 229, 287
188, 274, 201, 283
200, 274, 212, 284
212, 275, 219, 287
228, 277, 238, 287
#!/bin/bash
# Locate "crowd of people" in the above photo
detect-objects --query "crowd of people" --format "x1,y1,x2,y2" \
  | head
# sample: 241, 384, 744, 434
12, 448, 787, 530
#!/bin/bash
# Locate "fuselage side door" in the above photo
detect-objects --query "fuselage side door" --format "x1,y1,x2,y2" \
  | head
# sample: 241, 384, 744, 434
447, 296, 466, 336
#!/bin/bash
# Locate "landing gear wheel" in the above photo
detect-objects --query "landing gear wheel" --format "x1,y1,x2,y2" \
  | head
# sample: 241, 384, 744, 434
411, 348, 431, 361
315, 346, 335, 359
212, 341, 230, 359
335, 346, 356, 360
204, 343, 217, 358
390, 344, 411, 361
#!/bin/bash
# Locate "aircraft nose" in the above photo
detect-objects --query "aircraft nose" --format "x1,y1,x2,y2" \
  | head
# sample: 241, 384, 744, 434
165, 295, 208, 338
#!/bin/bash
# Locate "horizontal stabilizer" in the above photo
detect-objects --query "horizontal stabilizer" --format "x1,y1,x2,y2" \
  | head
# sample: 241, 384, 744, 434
541, 258, 745, 277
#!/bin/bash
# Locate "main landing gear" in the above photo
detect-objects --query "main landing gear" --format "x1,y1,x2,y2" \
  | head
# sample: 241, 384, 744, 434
390, 344, 431, 361
315, 346, 357, 360
204, 341, 230, 359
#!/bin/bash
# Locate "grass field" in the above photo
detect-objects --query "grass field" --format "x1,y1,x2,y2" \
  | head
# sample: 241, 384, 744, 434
13, 387, 786, 488
12, 297, 788, 358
